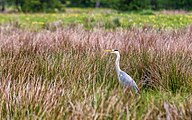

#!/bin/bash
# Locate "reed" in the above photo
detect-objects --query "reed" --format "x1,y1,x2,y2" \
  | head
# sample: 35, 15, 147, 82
0, 26, 191, 119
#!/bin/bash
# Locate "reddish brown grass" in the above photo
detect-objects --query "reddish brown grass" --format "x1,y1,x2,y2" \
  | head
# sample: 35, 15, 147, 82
0, 26, 191, 119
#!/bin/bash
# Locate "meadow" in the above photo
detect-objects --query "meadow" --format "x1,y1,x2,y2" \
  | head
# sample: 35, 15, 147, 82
0, 8, 192, 30
0, 9, 192, 119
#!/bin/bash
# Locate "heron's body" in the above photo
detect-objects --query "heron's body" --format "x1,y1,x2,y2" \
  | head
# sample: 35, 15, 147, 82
118, 71, 134, 86
105, 49, 140, 94
118, 71, 140, 93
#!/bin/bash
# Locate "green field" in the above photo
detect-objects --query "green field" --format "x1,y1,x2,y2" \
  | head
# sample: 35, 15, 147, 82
0, 9, 192, 119
0, 8, 192, 30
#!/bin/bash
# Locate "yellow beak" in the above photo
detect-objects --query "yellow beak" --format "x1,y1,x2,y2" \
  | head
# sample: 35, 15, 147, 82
104, 50, 112, 52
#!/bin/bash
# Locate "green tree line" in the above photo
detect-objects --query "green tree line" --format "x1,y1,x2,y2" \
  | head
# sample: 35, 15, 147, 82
0, 0, 192, 12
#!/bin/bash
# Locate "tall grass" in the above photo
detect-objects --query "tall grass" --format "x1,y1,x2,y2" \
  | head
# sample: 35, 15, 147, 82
0, 26, 192, 119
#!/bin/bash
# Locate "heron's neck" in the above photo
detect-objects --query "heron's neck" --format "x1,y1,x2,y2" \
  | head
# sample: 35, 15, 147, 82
115, 52, 121, 74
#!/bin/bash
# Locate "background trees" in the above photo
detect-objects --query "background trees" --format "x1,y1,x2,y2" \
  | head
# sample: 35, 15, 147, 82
0, 0, 192, 12
3, 0, 64, 12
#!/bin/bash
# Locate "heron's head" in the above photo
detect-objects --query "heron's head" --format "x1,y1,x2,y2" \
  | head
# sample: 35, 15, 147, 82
105, 49, 119, 54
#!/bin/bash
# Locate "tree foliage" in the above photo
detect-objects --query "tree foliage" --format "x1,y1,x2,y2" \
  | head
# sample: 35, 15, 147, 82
1, 0, 192, 12
5, 0, 65, 12
65, 0, 192, 11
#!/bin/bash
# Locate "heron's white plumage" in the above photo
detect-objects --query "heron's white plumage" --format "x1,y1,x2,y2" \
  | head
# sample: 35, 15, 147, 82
106, 49, 140, 94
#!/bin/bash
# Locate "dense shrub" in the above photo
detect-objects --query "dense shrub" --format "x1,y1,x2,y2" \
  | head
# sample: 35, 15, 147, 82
3, 0, 192, 12
6, 0, 65, 13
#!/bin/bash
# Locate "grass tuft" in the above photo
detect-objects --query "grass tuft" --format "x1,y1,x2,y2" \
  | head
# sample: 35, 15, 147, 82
0, 25, 191, 119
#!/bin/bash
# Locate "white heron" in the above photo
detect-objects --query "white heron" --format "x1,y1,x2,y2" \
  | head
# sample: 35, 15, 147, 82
105, 49, 140, 94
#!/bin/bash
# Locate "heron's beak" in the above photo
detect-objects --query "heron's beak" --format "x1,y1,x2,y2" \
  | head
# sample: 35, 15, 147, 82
104, 50, 112, 52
